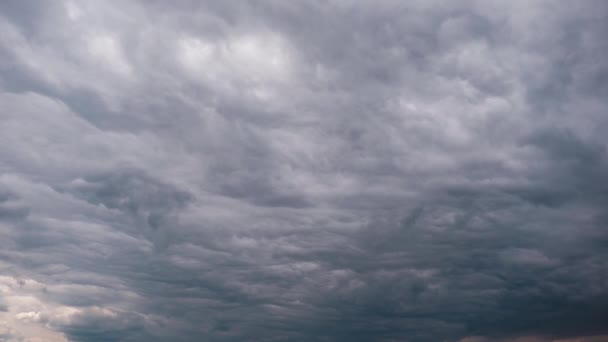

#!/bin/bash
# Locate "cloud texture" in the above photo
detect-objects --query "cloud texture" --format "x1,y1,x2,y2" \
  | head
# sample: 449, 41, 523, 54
1, 1, 608, 341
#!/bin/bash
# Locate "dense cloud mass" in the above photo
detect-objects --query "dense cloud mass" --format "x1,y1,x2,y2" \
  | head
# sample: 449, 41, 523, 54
1, 1, 608, 341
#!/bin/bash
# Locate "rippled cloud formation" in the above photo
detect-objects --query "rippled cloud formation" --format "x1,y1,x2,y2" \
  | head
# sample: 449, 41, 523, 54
1, 1, 608, 341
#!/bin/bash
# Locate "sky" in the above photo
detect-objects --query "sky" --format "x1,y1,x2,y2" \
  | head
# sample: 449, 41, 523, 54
0, 1, 608, 341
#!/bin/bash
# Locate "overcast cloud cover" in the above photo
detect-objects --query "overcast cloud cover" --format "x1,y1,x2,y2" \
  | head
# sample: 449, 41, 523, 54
1, 0, 608, 341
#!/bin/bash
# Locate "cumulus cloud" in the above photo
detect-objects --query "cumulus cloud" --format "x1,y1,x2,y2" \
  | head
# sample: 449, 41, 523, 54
1, 0, 607, 341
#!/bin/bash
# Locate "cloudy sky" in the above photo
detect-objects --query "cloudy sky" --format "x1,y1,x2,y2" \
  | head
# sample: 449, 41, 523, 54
1, 1, 608, 341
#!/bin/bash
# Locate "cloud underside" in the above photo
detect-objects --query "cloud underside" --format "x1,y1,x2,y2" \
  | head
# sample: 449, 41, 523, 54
1, 1, 608, 341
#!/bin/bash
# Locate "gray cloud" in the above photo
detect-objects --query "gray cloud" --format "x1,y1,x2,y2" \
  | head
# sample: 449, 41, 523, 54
1, 0, 608, 341
0, 188, 28, 221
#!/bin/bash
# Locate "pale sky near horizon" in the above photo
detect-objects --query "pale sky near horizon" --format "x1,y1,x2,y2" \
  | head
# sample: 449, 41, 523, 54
1, 1, 608, 341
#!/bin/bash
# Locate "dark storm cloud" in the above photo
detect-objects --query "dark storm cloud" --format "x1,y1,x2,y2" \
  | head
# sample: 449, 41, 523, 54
0, 188, 28, 221
63, 169, 194, 248
1, 0, 608, 341
55, 309, 149, 342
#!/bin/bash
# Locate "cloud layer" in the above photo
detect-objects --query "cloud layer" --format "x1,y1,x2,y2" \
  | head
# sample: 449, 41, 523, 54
1, 1, 608, 341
